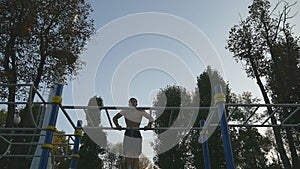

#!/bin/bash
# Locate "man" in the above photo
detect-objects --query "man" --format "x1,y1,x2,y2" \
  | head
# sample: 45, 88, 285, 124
113, 97, 154, 169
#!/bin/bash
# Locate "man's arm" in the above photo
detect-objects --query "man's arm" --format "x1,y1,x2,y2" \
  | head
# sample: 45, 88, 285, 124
141, 111, 154, 129
113, 113, 122, 130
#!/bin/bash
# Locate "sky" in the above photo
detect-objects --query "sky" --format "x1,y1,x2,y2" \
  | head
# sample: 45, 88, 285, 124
55, 0, 300, 158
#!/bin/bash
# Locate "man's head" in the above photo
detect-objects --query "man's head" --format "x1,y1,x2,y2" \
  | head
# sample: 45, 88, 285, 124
128, 97, 138, 107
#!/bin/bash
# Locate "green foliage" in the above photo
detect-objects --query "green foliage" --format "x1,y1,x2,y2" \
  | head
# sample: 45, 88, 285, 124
52, 130, 72, 169
226, 0, 300, 168
153, 85, 192, 169
77, 133, 106, 169
152, 67, 275, 168
106, 142, 124, 169
187, 67, 228, 169
267, 34, 300, 104
0, 0, 94, 127
0, 0, 94, 167
229, 92, 273, 169
77, 96, 107, 169
0, 110, 9, 165
0, 109, 7, 127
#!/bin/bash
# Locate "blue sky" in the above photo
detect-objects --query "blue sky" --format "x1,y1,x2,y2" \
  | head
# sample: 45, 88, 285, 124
55, 0, 300, 157
66, 0, 300, 107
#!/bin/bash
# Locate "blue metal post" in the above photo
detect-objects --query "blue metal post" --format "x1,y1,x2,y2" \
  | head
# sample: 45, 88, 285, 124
39, 83, 64, 169
214, 85, 235, 169
200, 119, 211, 169
70, 120, 83, 169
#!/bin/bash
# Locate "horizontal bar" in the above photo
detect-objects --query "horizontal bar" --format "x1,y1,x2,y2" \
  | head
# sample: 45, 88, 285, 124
58, 104, 77, 129
281, 107, 300, 124
262, 107, 280, 125
227, 124, 299, 127
0, 101, 53, 105
0, 154, 73, 158
226, 103, 300, 107
83, 127, 204, 130
62, 106, 214, 110
0, 134, 44, 136
243, 106, 260, 125
10, 142, 74, 146
0, 128, 41, 131
0, 84, 34, 87
0, 134, 78, 137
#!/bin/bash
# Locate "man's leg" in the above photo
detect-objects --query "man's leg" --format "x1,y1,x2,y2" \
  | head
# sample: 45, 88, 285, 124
132, 158, 139, 169
125, 157, 132, 169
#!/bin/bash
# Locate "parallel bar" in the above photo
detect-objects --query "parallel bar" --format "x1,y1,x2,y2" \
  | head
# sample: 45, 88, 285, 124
105, 108, 114, 128
225, 103, 300, 107
39, 83, 63, 169
0, 135, 10, 142
1, 154, 73, 158
0, 128, 41, 131
243, 106, 259, 125
0, 134, 45, 136
31, 85, 47, 103
200, 119, 211, 169
0, 133, 77, 136
226, 106, 238, 120
0, 101, 59, 105
281, 107, 300, 124
62, 105, 214, 110
10, 142, 74, 146
70, 120, 83, 169
261, 107, 280, 125
0, 83, 33, 87
227, 124, 299, 127
83, 127, 204, 130
215, 85, 235, 169
59, 104, 76, 129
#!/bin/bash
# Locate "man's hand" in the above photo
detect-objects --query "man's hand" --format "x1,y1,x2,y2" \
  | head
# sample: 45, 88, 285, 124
116, 125, 122, 131
143, 124, 152, 130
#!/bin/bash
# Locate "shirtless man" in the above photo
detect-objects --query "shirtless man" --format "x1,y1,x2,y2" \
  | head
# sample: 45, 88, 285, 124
113, 98, 154, 169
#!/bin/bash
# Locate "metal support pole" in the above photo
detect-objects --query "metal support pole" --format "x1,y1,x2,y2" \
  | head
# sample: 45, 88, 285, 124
70, 120, 83, 169
30, 87, 55, 169
38, 83, 63, 169
200, 119, 211, 169
214, 85, 235, 169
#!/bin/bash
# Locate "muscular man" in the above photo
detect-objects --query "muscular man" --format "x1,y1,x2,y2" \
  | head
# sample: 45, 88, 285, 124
113, 97, 154, 169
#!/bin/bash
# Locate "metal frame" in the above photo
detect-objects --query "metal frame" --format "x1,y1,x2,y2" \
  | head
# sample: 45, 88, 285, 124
62, 104, 300, 129
1, 83, 299, 169
0, 84, 82, 169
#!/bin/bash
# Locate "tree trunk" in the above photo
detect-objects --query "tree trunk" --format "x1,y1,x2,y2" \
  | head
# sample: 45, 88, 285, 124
249, 57, 291, 169
5, 85, 16, 127
3, 33, 35, 169
286, 128, 300, 169
4, 35, 17, 128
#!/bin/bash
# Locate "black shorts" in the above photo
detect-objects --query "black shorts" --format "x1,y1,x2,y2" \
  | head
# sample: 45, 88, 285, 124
123, 129, 142, 157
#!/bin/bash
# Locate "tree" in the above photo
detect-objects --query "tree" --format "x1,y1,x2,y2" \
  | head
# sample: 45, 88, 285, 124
139, 154, 154, 169
52, 130, 72, 169
267, 29, 300, 168
153, 85, 193, 169
0, 1, 94, 168
0, 0, 94, 128
226, 0, 299, 168
0, 109, 10, 169
77, 96, 107, 169
186, 67, 274, 168
229, 92, 275, 169
186, 67, 227, 169
106, 142, 124, 169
